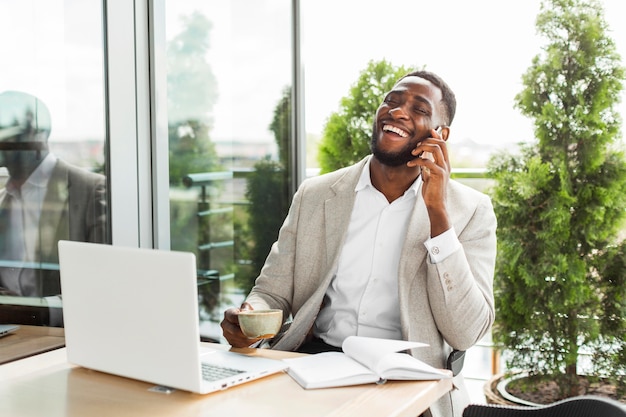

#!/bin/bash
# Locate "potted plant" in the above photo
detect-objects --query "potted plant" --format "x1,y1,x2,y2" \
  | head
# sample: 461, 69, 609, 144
487, 0, 626, 404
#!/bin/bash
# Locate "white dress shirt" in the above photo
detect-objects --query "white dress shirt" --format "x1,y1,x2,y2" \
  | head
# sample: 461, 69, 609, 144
314, 159, 460, 347
0, 153, 57, 296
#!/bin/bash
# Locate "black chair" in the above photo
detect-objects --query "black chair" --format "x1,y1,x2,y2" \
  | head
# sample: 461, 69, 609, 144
463, 395, 626, 417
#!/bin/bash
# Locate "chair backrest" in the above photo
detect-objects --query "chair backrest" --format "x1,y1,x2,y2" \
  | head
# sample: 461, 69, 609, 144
462, 395, 626, 417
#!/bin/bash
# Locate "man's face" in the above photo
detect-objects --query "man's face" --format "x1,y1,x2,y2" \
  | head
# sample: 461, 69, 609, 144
0, 92, 52, 172
370, 76, 444, 167
0, 136, 19, 168
0, 132, 43, 173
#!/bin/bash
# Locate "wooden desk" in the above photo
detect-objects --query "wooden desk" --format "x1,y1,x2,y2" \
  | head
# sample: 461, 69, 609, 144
0, 344, 452, 417
0, 325, 65, 365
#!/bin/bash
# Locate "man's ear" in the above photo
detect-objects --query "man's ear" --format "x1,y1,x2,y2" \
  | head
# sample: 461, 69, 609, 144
440, 126, 450, 141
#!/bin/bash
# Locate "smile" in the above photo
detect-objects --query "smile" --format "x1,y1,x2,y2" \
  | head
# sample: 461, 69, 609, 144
382, 124, 409, 138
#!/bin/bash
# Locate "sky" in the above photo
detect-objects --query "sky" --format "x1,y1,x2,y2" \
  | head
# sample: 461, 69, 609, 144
1, 0, 625, 152
300, 0, 626, 147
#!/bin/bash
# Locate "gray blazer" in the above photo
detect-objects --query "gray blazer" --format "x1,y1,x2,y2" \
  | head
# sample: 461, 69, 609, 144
0, 159, 108, 297
247, 156, 497, 417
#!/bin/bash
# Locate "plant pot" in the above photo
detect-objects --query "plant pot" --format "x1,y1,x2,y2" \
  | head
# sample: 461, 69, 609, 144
483, 373, 542, 407
484, 373, 625, 406
485, 373, 541, 407
484, 374, 516, 405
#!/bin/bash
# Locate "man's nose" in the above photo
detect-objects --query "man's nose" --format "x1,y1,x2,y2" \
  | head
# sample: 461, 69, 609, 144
389, 106, 408, 119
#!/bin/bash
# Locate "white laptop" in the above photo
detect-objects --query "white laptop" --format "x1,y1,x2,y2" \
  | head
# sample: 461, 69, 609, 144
0, 324, 19, 338
57, 240, 287, 394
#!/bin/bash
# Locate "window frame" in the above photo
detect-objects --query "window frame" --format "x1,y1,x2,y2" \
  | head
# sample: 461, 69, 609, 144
106, 0, 304, 248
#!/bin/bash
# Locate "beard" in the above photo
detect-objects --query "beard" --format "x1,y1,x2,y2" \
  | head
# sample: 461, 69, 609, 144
370, 124, 420, 167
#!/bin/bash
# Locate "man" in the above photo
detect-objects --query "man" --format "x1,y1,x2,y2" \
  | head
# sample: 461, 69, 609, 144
0, 91, 108, 325
221, 70, 497, 417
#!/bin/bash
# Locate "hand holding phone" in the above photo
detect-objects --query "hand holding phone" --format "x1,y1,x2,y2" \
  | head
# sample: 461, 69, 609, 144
419, 127, 442, 161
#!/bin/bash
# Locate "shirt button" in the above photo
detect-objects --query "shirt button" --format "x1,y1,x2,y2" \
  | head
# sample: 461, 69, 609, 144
447, 285, 453, 291
432, 246, 440, 255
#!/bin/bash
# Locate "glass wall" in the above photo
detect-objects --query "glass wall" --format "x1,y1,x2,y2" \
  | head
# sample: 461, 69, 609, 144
0, 0, 108, 326
163, 1, 295, 341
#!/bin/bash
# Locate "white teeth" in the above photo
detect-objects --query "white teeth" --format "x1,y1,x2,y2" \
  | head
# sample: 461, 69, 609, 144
383, 124, 409, 138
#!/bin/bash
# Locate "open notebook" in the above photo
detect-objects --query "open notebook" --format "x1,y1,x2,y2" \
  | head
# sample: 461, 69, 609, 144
58, 240, 287, 394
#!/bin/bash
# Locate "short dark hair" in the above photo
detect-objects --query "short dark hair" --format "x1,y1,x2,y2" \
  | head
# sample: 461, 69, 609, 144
399, 70, 456, 126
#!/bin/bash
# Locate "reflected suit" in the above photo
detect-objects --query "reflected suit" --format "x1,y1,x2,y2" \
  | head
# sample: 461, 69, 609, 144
0, 158, 108, 297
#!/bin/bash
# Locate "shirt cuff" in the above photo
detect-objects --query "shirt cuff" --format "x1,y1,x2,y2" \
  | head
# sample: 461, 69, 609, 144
423, 227, 461, 263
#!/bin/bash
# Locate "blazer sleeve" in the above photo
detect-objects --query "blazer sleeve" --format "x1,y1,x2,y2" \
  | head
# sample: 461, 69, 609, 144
245, 186, 303, 314
425, 191, 497, 350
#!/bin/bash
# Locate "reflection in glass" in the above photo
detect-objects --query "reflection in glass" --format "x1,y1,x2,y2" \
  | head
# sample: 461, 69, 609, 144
0, 1, 107, 326
0, 91, 108, 325
165, 1, 293, 341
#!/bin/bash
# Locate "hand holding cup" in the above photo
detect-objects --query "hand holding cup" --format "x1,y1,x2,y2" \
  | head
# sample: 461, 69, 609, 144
237, 309, 283, 339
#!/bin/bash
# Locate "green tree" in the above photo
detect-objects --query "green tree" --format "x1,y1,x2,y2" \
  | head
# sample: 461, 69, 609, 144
239, 87, 292, 292
269, 86, 293, 170
488, 0, 626, 398
166, 12, 226, 319
317, 59, 414, 173
167, 120, 221, 187
167, 11, 221, 186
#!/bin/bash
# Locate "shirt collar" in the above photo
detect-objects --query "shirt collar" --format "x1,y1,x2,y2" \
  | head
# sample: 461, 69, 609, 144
355, 157, 422, 197
24, 153, 57, 190
355, 158, 374, 192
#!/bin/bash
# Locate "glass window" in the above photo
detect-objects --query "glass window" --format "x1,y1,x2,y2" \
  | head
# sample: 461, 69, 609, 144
0, 0, 108, 326
164, 1, 294, 342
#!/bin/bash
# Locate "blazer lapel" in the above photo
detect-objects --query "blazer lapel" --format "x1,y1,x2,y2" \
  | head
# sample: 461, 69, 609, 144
273, 159, 366, 351
38, 162, 69, 262
324, 190, 353, 268
323, 159, 366, 268
0, 191, 11, 254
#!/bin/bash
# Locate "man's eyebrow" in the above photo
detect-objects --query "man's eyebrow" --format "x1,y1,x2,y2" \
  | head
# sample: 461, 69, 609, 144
411, 95, 433, 108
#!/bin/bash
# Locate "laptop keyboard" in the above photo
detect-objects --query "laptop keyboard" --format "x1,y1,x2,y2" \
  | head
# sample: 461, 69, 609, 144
201, 363, 245, 382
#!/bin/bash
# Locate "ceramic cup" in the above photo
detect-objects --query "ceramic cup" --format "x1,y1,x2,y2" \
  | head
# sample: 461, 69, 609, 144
238, 309, 283, 339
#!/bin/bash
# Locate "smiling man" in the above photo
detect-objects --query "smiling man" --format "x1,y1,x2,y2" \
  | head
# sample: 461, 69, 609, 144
222, 70, 497, 417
